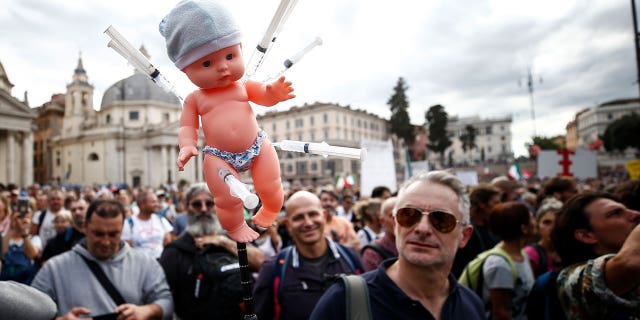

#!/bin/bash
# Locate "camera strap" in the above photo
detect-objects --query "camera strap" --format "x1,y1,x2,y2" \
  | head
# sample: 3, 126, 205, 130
78, 253, 126, 306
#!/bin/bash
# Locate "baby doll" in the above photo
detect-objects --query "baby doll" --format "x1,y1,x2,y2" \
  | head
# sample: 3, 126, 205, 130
160, 0, 294, 242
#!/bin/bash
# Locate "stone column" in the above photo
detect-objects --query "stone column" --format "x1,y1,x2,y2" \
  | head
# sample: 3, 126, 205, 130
7, 132, 15, 184
196, 145, 204, 182
160, 145, 168, 186
22, 132, 34, 186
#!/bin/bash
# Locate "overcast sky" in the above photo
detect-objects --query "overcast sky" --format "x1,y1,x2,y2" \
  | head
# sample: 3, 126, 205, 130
1, 0, 637, 157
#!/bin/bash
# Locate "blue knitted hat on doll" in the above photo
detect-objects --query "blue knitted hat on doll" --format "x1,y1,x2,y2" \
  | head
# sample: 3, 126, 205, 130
160, 0, 242, 70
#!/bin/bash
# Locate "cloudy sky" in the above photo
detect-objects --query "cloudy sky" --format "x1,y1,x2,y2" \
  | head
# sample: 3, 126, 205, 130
1, 0, 637, 156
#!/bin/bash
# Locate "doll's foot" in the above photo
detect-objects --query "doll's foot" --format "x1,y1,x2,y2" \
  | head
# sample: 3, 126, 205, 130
251, 207, 278, 228
227, 222, 259, 243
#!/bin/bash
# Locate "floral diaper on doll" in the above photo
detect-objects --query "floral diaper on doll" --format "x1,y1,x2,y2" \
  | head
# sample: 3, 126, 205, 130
202, 130, 267, 172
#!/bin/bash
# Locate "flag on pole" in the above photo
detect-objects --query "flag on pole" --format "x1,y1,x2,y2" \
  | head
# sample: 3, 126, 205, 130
508, 162, 531, 180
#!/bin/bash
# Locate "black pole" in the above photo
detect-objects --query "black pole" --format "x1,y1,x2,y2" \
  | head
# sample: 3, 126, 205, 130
237, 242, 258, 320
632, 0, 640, 97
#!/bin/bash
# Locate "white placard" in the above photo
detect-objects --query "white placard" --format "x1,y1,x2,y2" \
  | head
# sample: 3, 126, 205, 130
360, 139, 397, 197
456, 171, 479, 186
537, 150, 597, 179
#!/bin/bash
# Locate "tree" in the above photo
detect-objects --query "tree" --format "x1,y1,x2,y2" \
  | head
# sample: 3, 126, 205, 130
388, 77, 414, 145
460, 124, 478, 153
602, 113, 640, 152
426, 104, 452, 166
525, 136, 561, 159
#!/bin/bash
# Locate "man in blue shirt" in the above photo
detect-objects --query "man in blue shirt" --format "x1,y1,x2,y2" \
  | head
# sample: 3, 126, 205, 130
311, 171, 485, 319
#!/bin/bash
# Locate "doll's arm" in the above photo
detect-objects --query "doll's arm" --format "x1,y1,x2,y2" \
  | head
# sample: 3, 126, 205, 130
246, 76, 295, 107
177, 95, 200, 171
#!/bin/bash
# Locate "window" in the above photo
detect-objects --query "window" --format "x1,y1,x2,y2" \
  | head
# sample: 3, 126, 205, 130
607, 113, 613, 120
311, 131, 315, 141
295, 118, 304, 128
485, 126, 492, 134
163, 113, 170, 122
357, 119, 361, 128
286, 120, 290, 129
106, 114, 111, 124
324, 130, 329, 140
129, 111, 139, 121
88, 153, 99, 161
272, 123, 276, 131
310, 116, 314, 125
287, 164, 293, 173
311, 162, 318, 171
56, 151, 61, 166
323, 113, 328, 123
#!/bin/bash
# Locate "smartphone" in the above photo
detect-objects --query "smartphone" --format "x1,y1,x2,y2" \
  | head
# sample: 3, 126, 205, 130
17, 198, 29, 218
81, 313, 119, 320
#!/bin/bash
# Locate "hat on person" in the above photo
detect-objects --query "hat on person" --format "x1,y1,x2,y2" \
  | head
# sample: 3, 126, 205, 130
155, 190, 166, 197
159, 0, 242, 70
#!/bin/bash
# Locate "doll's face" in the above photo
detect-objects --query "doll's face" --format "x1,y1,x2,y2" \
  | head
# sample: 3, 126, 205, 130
182, 44, 244, 89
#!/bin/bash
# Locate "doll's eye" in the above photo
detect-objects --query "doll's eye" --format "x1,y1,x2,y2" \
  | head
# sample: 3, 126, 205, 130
226, 54, 233, 60
202, 60, 211, 67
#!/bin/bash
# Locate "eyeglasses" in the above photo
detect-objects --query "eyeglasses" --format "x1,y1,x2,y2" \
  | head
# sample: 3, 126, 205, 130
395, 207, 461, 233
190, 200, 215, 210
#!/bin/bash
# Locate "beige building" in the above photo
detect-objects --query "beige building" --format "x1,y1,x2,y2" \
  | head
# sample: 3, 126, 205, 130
576, 98, 640, 149
0, 60, 35, 186
33, 94, 66, 184
428, 115, 512, 166
50, 54, 202, 187
257, 102, 389, 186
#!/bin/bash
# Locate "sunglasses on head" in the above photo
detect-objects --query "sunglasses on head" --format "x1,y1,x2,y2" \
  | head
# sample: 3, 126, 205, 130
395, 207, 460, 233
190, 200, 215, 210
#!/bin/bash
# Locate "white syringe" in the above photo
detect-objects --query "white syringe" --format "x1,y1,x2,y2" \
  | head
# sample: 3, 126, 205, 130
104, 25, 183, 102
264, 37, 322, 82
243, 0, 298, 82
218, 168, 259, 209
273, 140, 367, 161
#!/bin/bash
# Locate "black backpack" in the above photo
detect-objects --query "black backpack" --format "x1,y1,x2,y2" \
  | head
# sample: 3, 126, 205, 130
166, 239, 245, 319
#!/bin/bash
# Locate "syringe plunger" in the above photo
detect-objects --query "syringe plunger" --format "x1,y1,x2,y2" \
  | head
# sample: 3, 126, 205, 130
218, 168, 259, 209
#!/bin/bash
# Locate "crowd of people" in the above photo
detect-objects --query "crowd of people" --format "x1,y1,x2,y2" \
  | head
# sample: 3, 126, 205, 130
0, 172, 638, 319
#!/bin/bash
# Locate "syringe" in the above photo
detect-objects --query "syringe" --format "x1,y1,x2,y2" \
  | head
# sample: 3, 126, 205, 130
264, 37, 322, 82
218, 168, 260, 209
272, 140, 367, 161
104, 25, 183, 102
243, 0, 298, 82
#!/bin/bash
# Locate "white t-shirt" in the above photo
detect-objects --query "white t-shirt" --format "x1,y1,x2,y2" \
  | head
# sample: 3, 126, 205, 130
481, 253, 535, 320
32, 209, 70, 246
121, 214, 173, 259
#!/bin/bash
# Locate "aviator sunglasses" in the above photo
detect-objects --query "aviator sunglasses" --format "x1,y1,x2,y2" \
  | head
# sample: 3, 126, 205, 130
395, 207, 461, 233
190, 200, 215, 210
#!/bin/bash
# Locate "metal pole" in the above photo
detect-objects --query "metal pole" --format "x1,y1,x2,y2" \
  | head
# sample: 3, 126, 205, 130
527, 69, 537, 137
632, 0, 640, 97
237, 242, 258, 319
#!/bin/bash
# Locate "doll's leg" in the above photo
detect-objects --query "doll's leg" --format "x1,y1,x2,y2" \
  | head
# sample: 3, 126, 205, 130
204, 156, 258, 242
250, 140, 284, 227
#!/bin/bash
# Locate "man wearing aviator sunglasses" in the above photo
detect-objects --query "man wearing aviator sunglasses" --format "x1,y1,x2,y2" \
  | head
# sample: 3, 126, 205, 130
311, 170, 485, 319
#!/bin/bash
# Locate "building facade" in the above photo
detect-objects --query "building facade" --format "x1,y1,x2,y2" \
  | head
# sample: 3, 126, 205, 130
0, 60, 35, 186
256, 102, 389, 187
427, 115, 513, 166
33, 94, 65, 184
576, 98, 640, 149
50, 54, 202, 187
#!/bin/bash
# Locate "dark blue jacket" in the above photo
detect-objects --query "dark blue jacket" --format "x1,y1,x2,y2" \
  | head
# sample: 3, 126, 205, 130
253, 239, 363, 320
310, 259, 485, 320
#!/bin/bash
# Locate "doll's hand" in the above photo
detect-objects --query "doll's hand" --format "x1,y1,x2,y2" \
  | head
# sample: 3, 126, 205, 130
265, 76, 295, 102
177, 146, 198, 171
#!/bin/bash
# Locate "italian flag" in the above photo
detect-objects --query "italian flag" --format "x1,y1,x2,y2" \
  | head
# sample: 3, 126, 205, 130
335, 173, 356, 190
508, 162, 531, 180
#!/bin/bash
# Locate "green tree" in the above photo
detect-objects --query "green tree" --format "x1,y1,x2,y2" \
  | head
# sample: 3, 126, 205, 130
388, 77, 414, 144
426, 104, 452, 165
602, 113, 640, 152
525, 136, 561, 159
460, 124, 478, 153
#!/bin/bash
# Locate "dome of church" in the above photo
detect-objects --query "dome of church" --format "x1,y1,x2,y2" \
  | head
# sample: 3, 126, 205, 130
100, 72, 180, 108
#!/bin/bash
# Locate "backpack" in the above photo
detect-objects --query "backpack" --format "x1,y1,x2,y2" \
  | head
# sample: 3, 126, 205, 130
341, 274, 372, 320
459, 246, 518, 297
360, 244, 394, 261
272, 244, 361, 320
526, 270, 565, 320
0, 242, 38, 284
531, 243, 548, 277
165, 239, 244, 319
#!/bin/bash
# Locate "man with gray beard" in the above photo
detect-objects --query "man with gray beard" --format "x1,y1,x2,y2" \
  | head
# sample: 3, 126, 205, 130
159, 184, 265, 320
